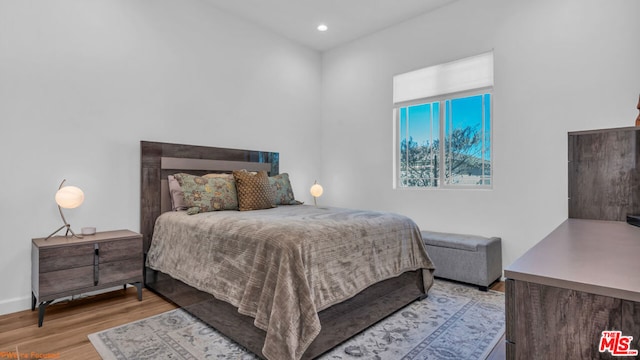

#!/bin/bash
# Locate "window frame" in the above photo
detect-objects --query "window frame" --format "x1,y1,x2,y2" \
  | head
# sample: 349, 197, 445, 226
394, 87, 493, 190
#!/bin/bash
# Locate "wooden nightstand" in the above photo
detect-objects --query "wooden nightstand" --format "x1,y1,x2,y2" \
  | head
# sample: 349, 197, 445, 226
31, 229, 143, 327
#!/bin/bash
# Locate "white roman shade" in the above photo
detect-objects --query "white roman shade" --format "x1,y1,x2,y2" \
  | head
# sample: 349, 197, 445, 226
393, 51, 494, 104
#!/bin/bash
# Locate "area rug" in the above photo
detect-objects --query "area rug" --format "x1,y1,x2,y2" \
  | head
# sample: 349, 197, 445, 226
89, 279, 504, 360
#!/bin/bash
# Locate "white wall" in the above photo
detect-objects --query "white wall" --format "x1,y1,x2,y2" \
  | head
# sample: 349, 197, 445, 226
2, 0, 639, 316
0, 0, 322, 314
321, 0, 640, 270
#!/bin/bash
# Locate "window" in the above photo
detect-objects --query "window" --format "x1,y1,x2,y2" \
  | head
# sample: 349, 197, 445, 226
393, 52, 493, 189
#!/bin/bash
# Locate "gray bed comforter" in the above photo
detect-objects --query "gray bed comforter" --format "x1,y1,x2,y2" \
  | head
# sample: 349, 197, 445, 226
146, 205, 434, 360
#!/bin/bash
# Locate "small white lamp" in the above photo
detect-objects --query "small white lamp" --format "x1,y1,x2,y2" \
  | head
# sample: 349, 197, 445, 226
45, 179, 85, 240
310, 180, 323, 207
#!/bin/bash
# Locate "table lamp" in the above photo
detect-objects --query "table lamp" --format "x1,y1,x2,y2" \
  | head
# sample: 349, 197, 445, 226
310, 180, 323, 207
45, 179, 85, 240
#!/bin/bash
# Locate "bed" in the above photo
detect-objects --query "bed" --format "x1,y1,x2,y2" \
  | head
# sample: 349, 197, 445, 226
140, 141, 435, 360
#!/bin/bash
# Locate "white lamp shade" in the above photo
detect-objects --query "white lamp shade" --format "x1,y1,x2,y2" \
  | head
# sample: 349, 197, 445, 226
55, 186, 85, 209
310, 183, 324, 198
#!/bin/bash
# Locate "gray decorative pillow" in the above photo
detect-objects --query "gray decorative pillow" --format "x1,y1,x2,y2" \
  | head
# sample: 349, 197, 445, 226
173, 173, 238, 213
233, 170, 276, 211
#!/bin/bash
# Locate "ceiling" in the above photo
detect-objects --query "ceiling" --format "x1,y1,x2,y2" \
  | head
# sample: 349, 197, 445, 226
204, 0, 459, 52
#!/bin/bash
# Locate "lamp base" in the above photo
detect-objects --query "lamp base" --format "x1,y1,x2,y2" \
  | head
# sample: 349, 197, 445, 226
46, 201, 84, 240
45, 223, 83, 240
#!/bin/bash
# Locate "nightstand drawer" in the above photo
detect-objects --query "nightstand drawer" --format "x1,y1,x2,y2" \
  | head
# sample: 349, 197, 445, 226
39, 266, 94, 297
39, 244, 95, 272
99, 259, 142, 285
99, 239, 142, 262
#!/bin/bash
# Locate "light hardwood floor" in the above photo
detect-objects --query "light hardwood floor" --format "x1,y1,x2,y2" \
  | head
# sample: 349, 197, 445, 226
0, 288, 177, 360
0, 282, 505, 359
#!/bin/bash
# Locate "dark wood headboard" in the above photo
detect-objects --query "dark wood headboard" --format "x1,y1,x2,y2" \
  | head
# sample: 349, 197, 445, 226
140, 141, 279, 253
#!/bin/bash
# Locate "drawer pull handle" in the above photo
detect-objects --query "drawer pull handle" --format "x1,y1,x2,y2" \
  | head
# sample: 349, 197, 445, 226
94, 244, 99, 285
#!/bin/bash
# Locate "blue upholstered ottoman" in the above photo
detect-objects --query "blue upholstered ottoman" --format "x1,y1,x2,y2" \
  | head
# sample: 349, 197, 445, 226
421, 230, 502, 291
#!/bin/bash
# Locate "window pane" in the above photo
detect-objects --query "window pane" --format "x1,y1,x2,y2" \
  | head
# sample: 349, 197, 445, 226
398, 102, 439, 187
483, 93, 491, 185
444, 94, 490, 186
399, 107, 408, 187
397, 92, 491, 189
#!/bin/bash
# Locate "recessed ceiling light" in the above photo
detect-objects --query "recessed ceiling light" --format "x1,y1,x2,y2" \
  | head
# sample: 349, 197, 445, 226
317, 24, 328, 32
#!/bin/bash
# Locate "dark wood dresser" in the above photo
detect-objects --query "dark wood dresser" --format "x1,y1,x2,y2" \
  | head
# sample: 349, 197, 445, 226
505, 219, 640, 359
31, 229, 143, 326
505, 126, 640, 359
568, 126, 640, 221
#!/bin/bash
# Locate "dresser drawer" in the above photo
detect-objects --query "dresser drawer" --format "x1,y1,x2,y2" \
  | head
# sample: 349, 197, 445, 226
99, 239, 142, 263
99, 259, 142, 285
39, 265, 94, 297
39, 244, 95, 273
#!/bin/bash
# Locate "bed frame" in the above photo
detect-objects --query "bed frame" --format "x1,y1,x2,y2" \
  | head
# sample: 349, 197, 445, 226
140, 140, 427, 359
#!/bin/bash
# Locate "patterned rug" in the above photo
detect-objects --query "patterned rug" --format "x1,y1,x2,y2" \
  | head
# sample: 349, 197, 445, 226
89, 280, 504, 360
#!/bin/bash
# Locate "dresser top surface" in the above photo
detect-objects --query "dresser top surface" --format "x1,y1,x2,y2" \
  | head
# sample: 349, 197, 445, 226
33, 229, 141, 248
505, 218, 640, 302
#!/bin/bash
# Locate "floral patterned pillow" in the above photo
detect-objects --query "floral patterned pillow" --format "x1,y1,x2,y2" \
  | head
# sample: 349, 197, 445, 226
269, 173, 302, 205
173, 173, 238, 214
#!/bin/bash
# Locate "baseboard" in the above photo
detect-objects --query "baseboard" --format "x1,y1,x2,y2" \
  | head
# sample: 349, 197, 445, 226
0, 286, 125, 316
0, 295, 31, 316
